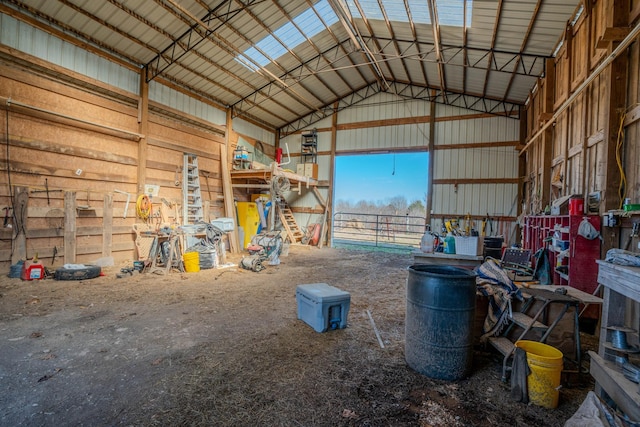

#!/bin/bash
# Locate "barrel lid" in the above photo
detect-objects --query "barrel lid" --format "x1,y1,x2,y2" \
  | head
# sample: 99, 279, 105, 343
408, 264, 477, 278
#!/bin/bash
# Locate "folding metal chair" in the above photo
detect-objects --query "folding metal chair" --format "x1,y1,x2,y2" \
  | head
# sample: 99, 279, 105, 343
500, 248, 533, 280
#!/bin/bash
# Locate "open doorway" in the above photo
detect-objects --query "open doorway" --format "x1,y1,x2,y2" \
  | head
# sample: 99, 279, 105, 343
333, 152, 428, 249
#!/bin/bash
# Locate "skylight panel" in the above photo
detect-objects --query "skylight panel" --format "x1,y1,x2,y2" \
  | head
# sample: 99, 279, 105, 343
437, 0, 473, 27
238, 0, 338, 71
383, 2, 410, 22
347, 1, 470, 27
346, 0, 383, 20
406, 0, 431, 24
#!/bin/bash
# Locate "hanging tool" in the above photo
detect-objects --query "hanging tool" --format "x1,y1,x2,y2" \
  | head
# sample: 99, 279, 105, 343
465, 213, 471, 236
202, 171, 212, 201
3, 206, 12, 228
114, 190, 132, 219
624, 222, 639, 251
31, 178, 62, 205
51, 246, 58, 265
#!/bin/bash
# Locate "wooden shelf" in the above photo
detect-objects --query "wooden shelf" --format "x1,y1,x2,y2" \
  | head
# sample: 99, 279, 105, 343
594, 261, 640, 422
589, 351, 640, 421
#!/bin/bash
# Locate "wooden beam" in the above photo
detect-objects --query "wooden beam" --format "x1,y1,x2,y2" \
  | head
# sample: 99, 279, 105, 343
221, 137, 240, 253
540, 127, 553, 210
4, 133, 137, 165
435, 141, 519, 150
433, 178, 520, 185
323, 102, 338, 248
137, 69, 149, 195
64, 191, 77, 263
624, 104, 640, 126
596, 27, 632, 49
426, 98, 436, 228
11, 187, 28, 263
102, 194, 113, 257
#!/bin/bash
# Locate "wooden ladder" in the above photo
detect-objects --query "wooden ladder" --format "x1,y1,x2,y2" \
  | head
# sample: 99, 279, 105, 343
278, 203, 305, 243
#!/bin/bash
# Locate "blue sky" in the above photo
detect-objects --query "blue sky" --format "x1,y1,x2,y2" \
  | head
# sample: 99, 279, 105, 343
334, 152, 428, 204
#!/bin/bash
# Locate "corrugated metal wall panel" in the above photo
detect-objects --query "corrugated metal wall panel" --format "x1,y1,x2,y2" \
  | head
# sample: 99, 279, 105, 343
232, 118, 275, 146
149, 81, 226, 126
436, 116, 520, 144
0, 12, 138, 94
432, 183, 518, 218
429, 103, 520, 243
434, 147, 518, 180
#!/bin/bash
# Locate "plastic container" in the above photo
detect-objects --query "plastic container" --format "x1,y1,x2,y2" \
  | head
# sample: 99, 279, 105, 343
21, 260, 45, 280
211, 217, 235, 231
296, 283, 351, 333
515, 340, 564, 408
483, 236, 504, 259
420, 232, 435, 253
236, 202, 260, 249
454, 236, 480, 256
182, 252, 200, 273
568, 198, 584, 215
444, 233, 456, 254
405, 265, 477, 380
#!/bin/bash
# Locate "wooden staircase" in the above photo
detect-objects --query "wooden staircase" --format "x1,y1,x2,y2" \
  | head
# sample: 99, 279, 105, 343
487, 287, 582, 382
278, 202, 305, 243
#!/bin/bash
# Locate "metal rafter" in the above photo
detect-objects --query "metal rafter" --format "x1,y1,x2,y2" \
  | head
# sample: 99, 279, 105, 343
462, 0, 468, 94
146, 0, 256, 81
232, 38, 361, 119
502, 0, 542, 101
351, 0, 396, 83
377, 0, 411, 82
57, 0, 295, 122
279, 81, 522, 137
234, 30, 548, 124
279, 83, 381, 136
271, 0, 354, 96
6, 0, 141, 66
200, 4, 327, 113
150, 0, 321, 116
287, 36, 548, 79
303, 0, 369, 84
327, 0, 389, 89
242, 0, 340, 100
426, 0, 447, 99
403, 0, 430, 87
482, 0, 504, 97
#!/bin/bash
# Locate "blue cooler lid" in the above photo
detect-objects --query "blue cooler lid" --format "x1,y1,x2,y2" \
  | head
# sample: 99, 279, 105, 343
297, 283, 350, 303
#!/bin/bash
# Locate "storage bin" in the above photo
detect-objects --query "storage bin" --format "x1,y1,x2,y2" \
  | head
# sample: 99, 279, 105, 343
296, 283, 350, 333
211, 217, 235, 231
454, 236, 480, 256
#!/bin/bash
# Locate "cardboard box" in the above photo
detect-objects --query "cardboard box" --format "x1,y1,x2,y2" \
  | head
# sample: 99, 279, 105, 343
296, 162, 318, 179
296, 283, 350, 332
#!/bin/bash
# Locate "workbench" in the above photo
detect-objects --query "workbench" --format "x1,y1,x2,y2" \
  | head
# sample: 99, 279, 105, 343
412, 250, 484, 269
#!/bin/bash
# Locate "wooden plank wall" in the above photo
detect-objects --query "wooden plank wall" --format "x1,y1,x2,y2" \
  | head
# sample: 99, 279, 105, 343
0, 54, 226, 270
522, 0, 639, 216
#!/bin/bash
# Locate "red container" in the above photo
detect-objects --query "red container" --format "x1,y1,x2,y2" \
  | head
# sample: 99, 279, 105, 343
569, 198, 584, 215
21, 260, 45, 280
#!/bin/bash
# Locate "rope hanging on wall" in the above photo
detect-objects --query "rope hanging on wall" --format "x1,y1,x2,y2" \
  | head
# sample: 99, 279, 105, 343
136, 194, 152, 220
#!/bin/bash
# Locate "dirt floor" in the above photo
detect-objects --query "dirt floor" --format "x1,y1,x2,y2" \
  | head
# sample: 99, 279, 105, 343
0, 246, 596, 426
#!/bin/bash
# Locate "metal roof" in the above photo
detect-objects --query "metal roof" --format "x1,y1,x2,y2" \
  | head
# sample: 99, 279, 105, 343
3, 0, 581, 134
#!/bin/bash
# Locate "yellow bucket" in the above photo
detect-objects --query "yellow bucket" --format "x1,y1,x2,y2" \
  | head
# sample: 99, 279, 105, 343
515, 340, 563, 408
182, 252, 200, 273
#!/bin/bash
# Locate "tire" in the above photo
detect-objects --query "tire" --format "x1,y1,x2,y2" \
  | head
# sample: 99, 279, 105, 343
54, 265, 102, 281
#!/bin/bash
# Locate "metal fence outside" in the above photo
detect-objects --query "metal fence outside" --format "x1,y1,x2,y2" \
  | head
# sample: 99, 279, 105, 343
332, 212, 426, 250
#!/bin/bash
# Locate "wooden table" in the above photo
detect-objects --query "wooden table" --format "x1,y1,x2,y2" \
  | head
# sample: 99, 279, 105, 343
412, 250, 484, 269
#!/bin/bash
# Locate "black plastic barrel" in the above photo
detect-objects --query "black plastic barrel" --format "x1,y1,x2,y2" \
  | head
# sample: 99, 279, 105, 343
405, 265, 477, 380
483, 236, 504, 259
